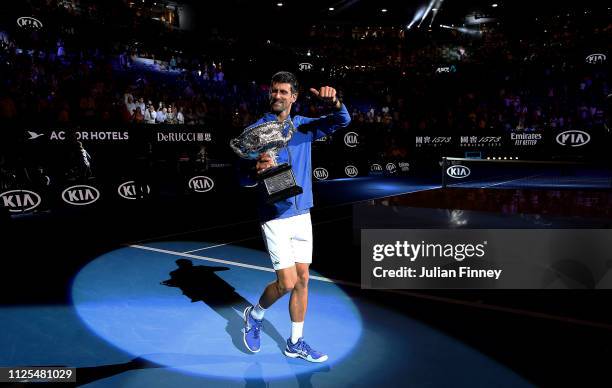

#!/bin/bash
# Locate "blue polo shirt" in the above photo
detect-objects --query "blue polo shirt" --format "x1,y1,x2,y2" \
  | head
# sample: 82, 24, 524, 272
245, 104, 351, 221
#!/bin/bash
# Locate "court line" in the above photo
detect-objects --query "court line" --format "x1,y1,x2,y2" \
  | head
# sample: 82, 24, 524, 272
181, 215, 352, 254
182, 237, 257, 254
128, 244, 358, 287
128, 244, 612, 331
447, 174, 543, 189
481, 174, 544, 188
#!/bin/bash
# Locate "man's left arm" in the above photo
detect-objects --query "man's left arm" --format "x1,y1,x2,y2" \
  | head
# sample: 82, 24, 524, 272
300, 86, 351, 140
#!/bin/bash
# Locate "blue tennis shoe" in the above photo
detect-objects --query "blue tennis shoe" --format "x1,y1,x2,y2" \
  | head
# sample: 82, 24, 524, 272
243, 305, 263, 353
284, 337, 328, 362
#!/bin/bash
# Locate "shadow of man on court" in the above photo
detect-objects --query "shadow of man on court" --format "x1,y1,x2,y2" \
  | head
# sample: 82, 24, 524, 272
161, 259, 286, 355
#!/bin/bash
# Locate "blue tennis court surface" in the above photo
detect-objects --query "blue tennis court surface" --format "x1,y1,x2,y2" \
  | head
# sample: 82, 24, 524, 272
4, 173, 610, 386
1, 241, 530, 387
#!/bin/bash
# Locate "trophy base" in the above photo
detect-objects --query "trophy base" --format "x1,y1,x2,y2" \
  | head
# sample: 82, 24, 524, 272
258, 163, 304, 204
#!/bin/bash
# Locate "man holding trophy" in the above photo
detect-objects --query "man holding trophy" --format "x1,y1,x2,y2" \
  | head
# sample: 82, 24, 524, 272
230, 71, 351, 362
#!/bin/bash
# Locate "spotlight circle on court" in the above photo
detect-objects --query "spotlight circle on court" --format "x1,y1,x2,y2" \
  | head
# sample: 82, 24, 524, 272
71, 242, 363, 380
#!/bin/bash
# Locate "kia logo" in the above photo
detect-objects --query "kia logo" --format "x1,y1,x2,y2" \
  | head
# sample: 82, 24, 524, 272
555, 130, 590, 147
118, 181, 151, 200
313, 167, 329, 180
370, 164, 383, 172
344, 132, 358, 147
299, 62, 313, 71
585, 54, 606, 64
446, 165, 471, 178
61, 185, 100, 206
345, 165, 358, 177
17, 17, 43, 29
0, 189, 41, 212
188, 176, 214, 192
386, 163, 397, 173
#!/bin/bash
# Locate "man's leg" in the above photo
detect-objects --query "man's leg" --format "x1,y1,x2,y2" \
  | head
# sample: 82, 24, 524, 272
245, 215, 298, 352
259, 266, 298, 309
289, 263, 309, 344
243, 266, 298, 352
283, 262, 327, 362
290, 263, 309, 321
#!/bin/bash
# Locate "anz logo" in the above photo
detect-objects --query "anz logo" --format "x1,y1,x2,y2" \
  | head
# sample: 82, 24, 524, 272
118, 181, 151, 200
313, 167, 329, 180
61, 185, 100, 206
188, 176, 215, 193
446, 165, 471, 179
345, 165, 358, 177
0, 189, 41, 212
555, 130, 590, 147
385, 163, 397, 173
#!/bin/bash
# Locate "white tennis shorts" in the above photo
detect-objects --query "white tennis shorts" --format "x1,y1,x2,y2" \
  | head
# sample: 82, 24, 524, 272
260, 212, 313, 270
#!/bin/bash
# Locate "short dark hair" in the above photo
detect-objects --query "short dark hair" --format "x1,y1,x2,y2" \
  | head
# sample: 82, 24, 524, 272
271, 71, 298, 94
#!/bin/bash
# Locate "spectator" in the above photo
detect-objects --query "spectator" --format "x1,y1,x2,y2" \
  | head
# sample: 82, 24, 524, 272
144, 104, 157, 124
155, 107, 167, 123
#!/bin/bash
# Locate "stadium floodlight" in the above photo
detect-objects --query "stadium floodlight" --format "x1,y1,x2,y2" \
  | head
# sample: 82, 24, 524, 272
407, 6, 426, 29
429, 0, 445, 27
418, 0, 436, 28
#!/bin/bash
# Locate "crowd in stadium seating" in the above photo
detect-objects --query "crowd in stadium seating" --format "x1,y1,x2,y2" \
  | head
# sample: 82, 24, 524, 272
0, 0, 609, 140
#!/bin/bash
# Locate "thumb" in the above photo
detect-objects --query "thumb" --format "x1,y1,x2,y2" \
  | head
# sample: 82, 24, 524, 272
309, 88, 320, 96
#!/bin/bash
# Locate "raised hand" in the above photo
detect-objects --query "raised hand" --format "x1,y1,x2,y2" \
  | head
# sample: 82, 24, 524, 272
309, 86, 341, 109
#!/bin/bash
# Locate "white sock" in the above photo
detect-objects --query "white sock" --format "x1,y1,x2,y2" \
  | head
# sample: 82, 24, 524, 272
291, 321, 304, 344
250, 303, 266, 320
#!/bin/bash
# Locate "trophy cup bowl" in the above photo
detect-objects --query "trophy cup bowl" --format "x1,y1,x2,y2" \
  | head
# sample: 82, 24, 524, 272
230, 120, 303, 203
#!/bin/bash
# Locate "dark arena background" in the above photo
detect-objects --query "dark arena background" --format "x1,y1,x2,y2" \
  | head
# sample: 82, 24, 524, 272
1, 0, 611, 386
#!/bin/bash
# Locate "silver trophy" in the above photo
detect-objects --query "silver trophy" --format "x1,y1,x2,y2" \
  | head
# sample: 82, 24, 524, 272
230, 119, 303, 203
